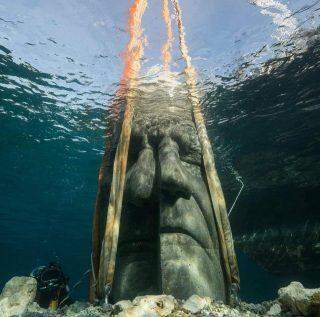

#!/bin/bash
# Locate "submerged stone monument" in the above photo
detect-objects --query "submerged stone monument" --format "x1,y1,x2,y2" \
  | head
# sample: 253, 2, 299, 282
90, 78, 240, 304
112, 83, 226, 301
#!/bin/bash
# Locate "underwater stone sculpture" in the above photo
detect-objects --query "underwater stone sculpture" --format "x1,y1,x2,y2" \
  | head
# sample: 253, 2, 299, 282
90, 81, 239, 304
110, 86, 226, 302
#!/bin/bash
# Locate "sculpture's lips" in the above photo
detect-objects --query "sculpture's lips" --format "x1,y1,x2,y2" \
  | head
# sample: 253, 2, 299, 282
117, 229, 211, 259
160, 226, 213, 259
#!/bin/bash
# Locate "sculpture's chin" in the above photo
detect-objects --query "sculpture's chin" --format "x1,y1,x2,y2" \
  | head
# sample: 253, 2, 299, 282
159, 196, 226, 301
160, 232, 226, 300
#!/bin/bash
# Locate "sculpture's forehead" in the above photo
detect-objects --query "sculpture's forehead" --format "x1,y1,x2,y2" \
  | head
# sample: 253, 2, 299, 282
131, 88, 202, 164
133, 85, 193, 118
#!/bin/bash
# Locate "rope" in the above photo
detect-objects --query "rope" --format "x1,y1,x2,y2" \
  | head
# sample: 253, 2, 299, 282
228, 177, 244, 217
58, 269, 91, 308
161, 0, 174, 70
90, 252, 97, 287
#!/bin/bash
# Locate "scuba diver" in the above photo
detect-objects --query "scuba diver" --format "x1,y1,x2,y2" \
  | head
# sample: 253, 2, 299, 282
30, 262, 73, 309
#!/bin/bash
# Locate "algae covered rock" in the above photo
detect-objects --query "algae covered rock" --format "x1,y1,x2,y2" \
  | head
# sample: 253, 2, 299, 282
278, 281, 320, 316
266, 303, 282, 316
114, 299, 133, 311
117, 294, 176, 317
0, 276, 37, 317
182, 294, 211, 313
2, 275, 319, 317
63, 301, 90, 315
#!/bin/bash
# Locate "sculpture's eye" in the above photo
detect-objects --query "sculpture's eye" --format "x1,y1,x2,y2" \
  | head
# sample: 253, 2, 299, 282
170, 125, 188, 154
128, 126, 149, 165
171, 124, 201, 165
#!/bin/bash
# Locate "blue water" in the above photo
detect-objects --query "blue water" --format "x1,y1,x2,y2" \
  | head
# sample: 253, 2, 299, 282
1, 0, 320, 302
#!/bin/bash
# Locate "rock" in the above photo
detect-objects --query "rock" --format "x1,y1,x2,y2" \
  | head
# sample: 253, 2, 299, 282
0, 277, 317, 317
23, 302, 58, 317
24, 301, 112, 317
114, 300, 133, 311
23, 302, 49, 316
0, 276, 37, 317
117, 295, 176, 317
182, 294, 211, 314
117, 305, 159, 317
78, 305, 112, 316
278, 281, 320, 316
67, 305, 112, 317
209, 301, 257, 317
64, 301, 89, 315
238, 301, 273, 315
0, 298, 9, 317
266, 303, 282, 316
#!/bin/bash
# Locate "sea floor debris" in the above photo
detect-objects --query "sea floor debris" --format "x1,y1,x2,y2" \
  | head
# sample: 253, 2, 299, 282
1, 277, 320, 317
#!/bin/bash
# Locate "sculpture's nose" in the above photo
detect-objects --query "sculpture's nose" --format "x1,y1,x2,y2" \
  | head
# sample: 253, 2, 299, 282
125, 140, 155, 206
158, 136, 191, 198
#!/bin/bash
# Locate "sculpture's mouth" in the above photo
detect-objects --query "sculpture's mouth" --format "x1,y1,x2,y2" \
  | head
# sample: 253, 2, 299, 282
116, 197, 212, 256
159, 226, 211, 256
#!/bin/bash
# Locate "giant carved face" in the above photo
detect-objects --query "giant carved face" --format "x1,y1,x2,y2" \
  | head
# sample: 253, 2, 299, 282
111, 81, 226, 302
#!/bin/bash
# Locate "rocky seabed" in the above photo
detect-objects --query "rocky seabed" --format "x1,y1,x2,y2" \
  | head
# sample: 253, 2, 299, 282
1, 277, 320, 317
